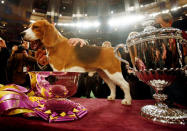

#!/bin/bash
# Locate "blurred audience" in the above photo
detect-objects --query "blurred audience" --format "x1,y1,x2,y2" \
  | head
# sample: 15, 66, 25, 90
0, 37, 10, 84
182, 32, 187, 65
2, 16, 186, 103
155, 13, 173, 28
102, 41, 112, 47
155, 13, 187, 106
31, 40, 52, 71
7, 41, 36, 86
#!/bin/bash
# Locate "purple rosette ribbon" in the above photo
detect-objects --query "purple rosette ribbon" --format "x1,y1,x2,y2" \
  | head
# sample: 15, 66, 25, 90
0, 73, 87, 123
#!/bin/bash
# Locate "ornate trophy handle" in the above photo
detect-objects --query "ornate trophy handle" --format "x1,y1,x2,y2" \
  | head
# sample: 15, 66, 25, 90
114, 44, 135, 72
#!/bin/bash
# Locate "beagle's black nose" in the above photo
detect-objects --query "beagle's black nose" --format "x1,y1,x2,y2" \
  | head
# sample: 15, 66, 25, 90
20, 32, 26, 38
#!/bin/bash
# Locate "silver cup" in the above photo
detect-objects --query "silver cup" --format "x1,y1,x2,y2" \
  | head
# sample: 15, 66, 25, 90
114, 27, 187, 125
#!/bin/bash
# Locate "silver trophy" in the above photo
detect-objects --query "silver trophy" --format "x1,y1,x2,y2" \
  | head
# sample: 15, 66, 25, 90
114, 27, 187, 125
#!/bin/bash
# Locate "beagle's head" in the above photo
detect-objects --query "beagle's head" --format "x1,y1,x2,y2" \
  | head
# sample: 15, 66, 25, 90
21, 20, 60, 47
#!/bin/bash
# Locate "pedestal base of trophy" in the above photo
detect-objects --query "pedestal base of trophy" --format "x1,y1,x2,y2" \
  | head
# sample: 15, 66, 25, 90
141, 105, 186, 125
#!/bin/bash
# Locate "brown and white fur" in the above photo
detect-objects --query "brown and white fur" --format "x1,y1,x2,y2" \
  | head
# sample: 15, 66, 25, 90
21, 20, 132, 105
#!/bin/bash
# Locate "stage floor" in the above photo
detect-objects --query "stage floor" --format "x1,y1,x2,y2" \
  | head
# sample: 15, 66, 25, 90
0, 98, 186, 131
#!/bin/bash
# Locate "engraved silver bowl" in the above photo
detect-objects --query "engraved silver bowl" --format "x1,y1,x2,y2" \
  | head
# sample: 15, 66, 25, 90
114, 27, 187, 125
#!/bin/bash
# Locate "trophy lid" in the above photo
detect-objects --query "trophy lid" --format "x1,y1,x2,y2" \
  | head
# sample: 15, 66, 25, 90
126, 27, 183, 47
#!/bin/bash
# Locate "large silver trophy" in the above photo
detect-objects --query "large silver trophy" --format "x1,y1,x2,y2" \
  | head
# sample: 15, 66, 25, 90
114, 27, 187, 125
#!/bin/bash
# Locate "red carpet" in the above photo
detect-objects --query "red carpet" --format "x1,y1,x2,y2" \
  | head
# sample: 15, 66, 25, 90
0, 98, 186, 131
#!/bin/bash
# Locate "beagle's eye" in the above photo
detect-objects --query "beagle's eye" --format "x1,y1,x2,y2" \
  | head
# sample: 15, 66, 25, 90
32, 25, 39, 29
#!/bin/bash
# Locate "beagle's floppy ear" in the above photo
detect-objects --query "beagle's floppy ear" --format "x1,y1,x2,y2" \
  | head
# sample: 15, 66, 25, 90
42, 21, 59, 47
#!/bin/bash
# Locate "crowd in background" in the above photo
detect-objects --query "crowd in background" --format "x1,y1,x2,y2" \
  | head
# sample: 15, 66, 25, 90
0, 13, 187, 107
0, 34, 152, 101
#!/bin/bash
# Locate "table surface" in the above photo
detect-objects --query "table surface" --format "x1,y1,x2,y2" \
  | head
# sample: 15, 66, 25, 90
0, 98, 186, 131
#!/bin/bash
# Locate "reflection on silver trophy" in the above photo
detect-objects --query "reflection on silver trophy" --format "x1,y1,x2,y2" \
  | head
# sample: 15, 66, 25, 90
115, 26, 187, 125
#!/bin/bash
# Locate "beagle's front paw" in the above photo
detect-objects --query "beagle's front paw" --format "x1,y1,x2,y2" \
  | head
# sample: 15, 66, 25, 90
121, 98, 131, 105
107, 95, 115, 100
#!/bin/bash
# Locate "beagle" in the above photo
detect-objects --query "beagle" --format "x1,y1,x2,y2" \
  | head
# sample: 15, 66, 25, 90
21, 20, 132, 105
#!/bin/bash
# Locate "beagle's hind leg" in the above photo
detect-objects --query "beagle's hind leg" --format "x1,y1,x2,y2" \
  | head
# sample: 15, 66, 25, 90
97, 70, 116, 100
103, 70, 132, 105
